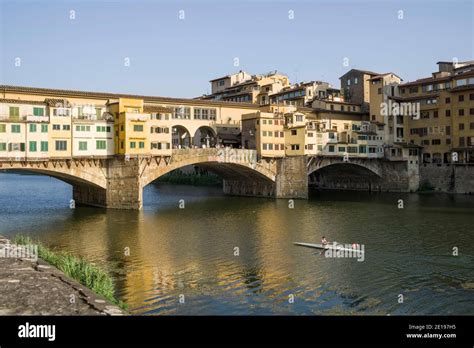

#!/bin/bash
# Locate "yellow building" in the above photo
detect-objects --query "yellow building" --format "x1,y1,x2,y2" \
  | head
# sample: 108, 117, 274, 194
397, 61, 474, 163
241, 111, 286, 157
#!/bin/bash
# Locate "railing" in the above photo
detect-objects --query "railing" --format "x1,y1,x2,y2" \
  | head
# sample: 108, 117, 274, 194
0, 114, 50, 122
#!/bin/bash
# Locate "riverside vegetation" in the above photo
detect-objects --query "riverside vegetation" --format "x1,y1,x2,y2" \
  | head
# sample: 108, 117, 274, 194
13, 235, 127, 310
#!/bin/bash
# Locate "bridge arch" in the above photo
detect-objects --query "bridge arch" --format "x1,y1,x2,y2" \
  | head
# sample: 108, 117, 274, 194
308, 158, 383, 191
140, 149, 276, 188
0, 160, 107, 189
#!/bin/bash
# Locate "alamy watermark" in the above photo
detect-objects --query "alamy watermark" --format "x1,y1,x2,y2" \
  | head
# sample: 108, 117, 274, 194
0, 241, 38, 261
217, 148, 257, 169
323, 242, 365, 262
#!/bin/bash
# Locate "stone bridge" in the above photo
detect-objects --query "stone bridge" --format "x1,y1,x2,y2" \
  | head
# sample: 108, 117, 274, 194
0, 149, 308, 209
0, 151, 418, 209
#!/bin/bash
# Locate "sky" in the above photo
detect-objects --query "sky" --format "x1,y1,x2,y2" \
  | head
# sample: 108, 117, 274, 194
0, 0, 473, 98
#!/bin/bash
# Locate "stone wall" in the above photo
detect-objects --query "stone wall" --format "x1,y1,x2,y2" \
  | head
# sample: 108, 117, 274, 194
419, 164, 474, 193
275, 156, 308, 199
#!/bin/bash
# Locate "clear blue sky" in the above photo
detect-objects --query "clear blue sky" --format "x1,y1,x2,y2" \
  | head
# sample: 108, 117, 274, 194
1, 0, 473, 98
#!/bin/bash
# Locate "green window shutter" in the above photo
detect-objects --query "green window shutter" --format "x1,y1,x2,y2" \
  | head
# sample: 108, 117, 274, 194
130, 142, 136, 149
29, 124, 37, 132
79, 141, 88, 151
41, 141, 48, 152
96, 140, 106, 150
20, 143, 25, 152
41, 124, 48, 133
33, 107, 44, 116
139, 142, 144, 149
11, 125, 20, 133
0, 124, 6, 133
29, 141, 37, 152
0, 143, 6, 151
9, 107, 20, 120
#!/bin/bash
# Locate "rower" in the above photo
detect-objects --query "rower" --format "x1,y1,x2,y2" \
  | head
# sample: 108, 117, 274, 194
321, 236, 329, 245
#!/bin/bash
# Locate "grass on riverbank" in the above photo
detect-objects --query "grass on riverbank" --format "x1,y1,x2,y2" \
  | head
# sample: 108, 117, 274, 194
12, 235, 127, 310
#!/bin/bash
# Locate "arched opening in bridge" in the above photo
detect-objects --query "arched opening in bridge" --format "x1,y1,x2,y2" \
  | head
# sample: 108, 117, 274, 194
193, 126, 217, 148
0, 168, 106, 208
172, 125, 192, 148
144, 160, 276, 199
309, 163, 382, 192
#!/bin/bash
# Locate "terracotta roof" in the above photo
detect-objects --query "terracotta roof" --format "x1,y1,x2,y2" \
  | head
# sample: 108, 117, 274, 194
0, 85, 259, 109
0, 98, 45, 105
368, 72, 403, 81
400, 75, 452, 87
143, 105, 173, 113
44, 98, 72, 107
339, 69, 380, 79
391, 93, 439, 102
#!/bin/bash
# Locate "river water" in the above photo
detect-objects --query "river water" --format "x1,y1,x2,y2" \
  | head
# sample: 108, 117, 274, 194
0, 173, 473, 315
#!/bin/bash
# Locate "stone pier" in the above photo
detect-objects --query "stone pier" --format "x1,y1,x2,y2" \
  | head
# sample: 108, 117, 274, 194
223, 156, 308, 199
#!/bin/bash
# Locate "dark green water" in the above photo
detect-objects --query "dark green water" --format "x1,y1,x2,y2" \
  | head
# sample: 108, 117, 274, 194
0, 173, 473, 315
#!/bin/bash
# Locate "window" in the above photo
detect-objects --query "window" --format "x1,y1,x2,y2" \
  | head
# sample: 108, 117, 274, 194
470, 93, 474, 100
459, 123, 464, 130
0, 124, 5, 133
133, 125, 144, 132
347, 80, 351, 86
9, 107, 20, 120
431, 139, 441, 145
0, 143, 6, 151
96, 126, 107, 132
458, 95, 464, 102
291, 144, 300, 150
291, 130, 297, 135
446, 110, 451, 117
470, 108, 474, 115
40, 141, 48, 152
52, 124, 60, 130
11, 125, 21, 133
55, 141, 67, 151
470, 122, 474, 130
445, 97, 451, 104
359, 145, 367, 153
53, 108, 70, 116
354, 77, 358, 84
459, 109, 465, 116
328, 145, 335, 152
378, 88, 382, 95
130, 142, 136, 149
446, 126, 451, 135
63, 125, 70, 131
79, 142, 88, 151
29, 124, 37, 132
139, 142, 145, 149
433, 111, 438, 118
296, 115, 303, 122
96, 140, 106, 150
29, 141, 37, 152
41, 124, 48, 133
33, 107, 44, 116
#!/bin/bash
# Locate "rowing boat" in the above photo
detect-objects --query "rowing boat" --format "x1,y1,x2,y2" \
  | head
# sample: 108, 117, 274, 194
293, 242, 364, 253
